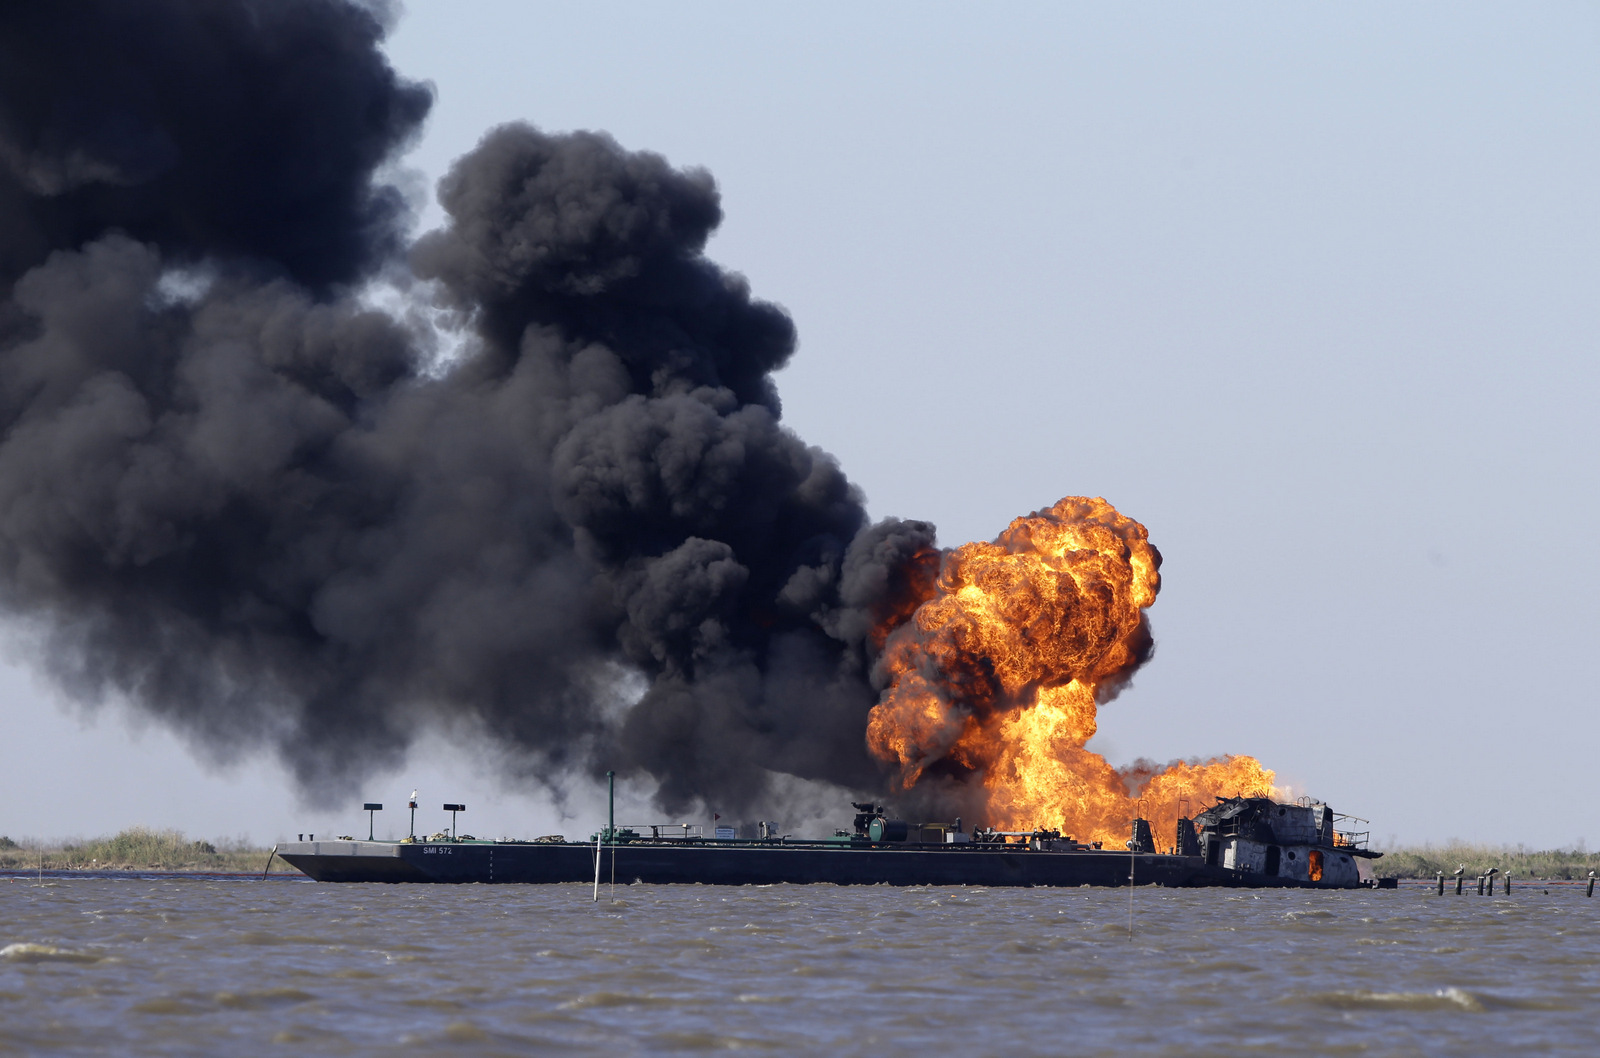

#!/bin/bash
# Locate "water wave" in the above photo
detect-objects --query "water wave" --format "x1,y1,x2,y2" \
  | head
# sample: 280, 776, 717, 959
0, 942, 105, 964
6, 880, 1598, 1054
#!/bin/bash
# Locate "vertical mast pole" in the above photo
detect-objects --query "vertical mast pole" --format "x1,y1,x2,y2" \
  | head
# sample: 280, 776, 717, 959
607, 771, 617, 899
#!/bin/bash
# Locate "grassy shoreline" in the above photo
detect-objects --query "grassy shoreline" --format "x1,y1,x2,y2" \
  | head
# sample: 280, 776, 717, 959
1371, 844, 1600, 881
6, 828, 1598, 881
0, 827, 298, 874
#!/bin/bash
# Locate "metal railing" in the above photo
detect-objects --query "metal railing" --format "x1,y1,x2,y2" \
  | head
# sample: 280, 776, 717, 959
1332, 814, 1370, 850
613, 823, 703, 842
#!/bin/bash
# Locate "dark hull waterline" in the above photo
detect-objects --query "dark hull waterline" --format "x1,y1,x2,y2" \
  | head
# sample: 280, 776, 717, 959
276, 840, 1375, 889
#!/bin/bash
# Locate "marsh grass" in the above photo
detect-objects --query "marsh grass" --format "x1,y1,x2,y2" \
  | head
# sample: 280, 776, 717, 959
1374, 842, 1600, 880
0, 827, 295, 873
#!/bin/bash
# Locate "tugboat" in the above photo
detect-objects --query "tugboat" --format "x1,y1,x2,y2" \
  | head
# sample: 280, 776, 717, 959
276, 794, 1387, 888
1192, 796, 1381, 887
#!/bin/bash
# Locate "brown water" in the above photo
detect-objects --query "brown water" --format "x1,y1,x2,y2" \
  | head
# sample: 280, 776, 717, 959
2, 875, 1597, 1055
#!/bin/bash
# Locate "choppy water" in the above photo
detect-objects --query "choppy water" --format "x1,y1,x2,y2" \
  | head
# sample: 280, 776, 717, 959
2, 876, 1597, 1056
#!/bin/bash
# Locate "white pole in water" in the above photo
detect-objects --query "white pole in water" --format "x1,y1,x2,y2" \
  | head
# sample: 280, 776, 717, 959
261, 844, 278, 880
1128, 842, 1135, 941
608, 771, 616, 903
1128, 803, 1145, 942
592, 829, 602, 902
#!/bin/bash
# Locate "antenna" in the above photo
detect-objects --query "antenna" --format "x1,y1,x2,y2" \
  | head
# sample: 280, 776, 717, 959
363, 803, 383, 841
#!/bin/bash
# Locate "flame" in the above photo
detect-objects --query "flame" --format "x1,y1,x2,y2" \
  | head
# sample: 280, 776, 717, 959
866, 496, 1275, 846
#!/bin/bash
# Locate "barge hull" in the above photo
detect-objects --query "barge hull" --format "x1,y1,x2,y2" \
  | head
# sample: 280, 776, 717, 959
277, 840, 1364, 889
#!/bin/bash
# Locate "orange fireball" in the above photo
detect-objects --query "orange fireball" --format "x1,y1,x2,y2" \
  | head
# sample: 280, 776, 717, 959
866, 496, 1275, 846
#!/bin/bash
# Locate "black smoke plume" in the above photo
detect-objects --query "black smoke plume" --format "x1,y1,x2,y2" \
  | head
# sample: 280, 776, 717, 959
0, 0, 937, 817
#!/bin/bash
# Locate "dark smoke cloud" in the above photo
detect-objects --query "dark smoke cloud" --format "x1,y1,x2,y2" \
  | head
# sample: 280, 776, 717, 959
0, 0, 430, 291
0, 0, 937, 817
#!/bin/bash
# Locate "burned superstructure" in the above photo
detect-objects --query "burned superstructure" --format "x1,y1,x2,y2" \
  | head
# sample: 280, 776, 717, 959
1191, 797, 1380, 886
278, 794, 1387, 889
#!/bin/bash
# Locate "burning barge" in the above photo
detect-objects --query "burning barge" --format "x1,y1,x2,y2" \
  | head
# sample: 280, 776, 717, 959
278, 796, 1387, 889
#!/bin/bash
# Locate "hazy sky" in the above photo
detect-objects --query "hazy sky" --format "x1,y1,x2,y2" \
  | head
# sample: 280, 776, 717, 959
3, 2, 1595, 848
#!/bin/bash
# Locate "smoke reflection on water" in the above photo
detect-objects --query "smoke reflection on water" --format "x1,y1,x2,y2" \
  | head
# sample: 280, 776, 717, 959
1, 878, 1595, 1056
